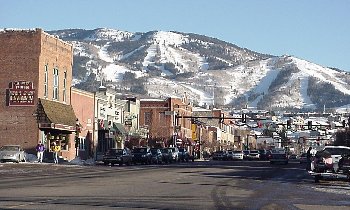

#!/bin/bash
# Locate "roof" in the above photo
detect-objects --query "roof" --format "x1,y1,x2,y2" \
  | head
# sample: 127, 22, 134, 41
39, 98, 77, 127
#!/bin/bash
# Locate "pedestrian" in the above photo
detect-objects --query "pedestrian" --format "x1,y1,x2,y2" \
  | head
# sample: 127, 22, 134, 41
36, 141, 45, 163
51, 141, 61, 164
306, 146, 312, 171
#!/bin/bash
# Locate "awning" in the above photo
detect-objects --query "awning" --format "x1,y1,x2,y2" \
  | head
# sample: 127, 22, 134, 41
38, 98, 77, 132
113, 123, 127, 135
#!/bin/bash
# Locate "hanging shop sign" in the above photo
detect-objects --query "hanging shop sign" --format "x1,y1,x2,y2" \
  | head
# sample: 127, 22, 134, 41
7, 81, 35, 106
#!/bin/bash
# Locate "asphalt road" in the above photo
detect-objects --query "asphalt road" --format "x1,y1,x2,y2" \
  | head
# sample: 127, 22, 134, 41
0, 160, 350, 210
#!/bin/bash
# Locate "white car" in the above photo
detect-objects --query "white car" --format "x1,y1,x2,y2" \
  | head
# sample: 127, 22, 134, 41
230, 150, 244, 160
269, 148, 288, 164
0, 145, 26, 163
248, 150, 260, 160
318, 146, 350, 165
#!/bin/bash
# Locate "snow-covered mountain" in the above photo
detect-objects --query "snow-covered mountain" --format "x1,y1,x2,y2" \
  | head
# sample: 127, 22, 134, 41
49, 28, 350, 112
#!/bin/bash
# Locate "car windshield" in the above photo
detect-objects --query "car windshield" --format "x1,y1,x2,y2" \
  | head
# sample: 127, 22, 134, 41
233, 151, 242, 154
0, 146, 20, 151
107, 149, 123, 155
133, 148, 148, 153
150, 149, 159, 154
250, 150, 259, 153
160, 148, 170, 153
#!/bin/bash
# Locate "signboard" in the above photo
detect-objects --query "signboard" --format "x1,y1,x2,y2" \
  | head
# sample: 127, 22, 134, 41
7, 81, 35, 106
125, 120, 132, 126
191, 124, 197, 140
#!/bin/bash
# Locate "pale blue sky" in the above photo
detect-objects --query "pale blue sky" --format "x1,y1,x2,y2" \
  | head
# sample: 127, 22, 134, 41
1, 0, 349, 71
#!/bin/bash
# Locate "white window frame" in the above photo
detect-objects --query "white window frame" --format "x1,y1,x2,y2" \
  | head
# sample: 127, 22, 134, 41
53, 68, 59, 100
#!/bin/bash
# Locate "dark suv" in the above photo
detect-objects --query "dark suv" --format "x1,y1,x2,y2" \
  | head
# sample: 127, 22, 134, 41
178, 148, 190, 162
132, 147, 152, 164
150, 148, 163, 164
103, 148, 133, 166
160, 148, 173, 163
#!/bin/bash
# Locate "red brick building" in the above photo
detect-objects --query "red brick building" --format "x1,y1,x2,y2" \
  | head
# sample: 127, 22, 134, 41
71, 87, 95, 159
139, 97, 193, 147
0, 29, 77, 160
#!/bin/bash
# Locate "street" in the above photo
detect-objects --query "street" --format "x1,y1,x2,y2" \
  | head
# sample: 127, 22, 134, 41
0, 160, 350, 210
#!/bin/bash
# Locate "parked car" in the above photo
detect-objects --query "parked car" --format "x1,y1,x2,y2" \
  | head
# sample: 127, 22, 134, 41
243, 150, 250, 160
160, 148, 173, 163
168, 147, 179, 162
150, 148, 163, 164
103, 148, 133, 166
299, 153, 308, 164
178, 148, 190, 162
230, 150, 244, 160
269, 148, 288, 164
258, 149, 269, 160
310, 146, 350, 183
0, 145, 26, 163
132, 147, 152, 164
248, 150, 260, 160
212, 151, 227, 160
289, 154, 298, 160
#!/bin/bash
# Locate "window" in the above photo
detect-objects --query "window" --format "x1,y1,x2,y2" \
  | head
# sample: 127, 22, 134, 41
44, 65, 48, 98
159, 112, 166, 123
53, 68, 59, 100
63, 71, 67, 102
79, 137, 85, 150
144, 112, 152, 126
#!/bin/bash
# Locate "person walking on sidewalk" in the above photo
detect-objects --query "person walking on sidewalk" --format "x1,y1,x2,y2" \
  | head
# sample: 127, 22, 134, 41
51, 141, 61, 164
36, 141, 45, 163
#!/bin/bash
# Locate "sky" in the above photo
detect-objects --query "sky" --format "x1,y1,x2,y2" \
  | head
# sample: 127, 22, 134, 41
1, 0, 349, 71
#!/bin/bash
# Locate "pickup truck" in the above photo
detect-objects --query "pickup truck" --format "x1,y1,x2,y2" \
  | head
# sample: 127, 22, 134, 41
103, 148, 133, 166
269, 148, 288, 165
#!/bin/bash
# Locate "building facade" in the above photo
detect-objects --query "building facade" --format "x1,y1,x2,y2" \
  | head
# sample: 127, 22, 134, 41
139, 97, 193, 148
71, 87, 94, 159
0, 29, 77, 160
94, 87, 128, 160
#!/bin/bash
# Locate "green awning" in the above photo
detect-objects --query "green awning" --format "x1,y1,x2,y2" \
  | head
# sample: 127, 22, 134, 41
113, 123, 127, 135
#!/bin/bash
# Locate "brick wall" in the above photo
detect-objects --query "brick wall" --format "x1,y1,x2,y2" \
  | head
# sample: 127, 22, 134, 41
0, 29, 74, 155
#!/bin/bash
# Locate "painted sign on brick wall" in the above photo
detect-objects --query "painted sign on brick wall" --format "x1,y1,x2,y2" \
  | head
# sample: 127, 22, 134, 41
7, 81, 35, 106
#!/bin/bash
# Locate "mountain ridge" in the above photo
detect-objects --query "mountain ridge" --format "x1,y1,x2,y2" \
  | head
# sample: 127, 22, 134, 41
48, 28, 350, 112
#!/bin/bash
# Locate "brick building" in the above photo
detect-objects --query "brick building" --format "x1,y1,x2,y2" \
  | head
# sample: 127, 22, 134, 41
0, 29, 77, 160
71, 87, 94, 159
139, 97, 193, 148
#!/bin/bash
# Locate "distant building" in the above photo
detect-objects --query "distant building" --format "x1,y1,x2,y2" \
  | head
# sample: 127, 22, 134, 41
71, 87, 94, 159
139, 97, 193, 148
0, 29, 77, 160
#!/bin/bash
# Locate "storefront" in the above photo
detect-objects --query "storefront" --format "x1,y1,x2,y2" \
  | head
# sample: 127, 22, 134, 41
36, 98, 78, 161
